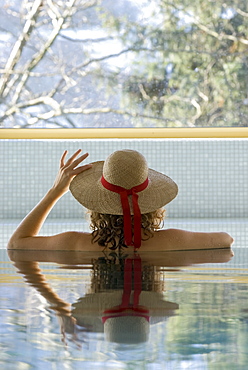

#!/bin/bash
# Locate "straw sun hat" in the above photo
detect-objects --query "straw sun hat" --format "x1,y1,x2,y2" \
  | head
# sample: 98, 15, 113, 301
70, 149, 178, 215
70, 149, 178, 247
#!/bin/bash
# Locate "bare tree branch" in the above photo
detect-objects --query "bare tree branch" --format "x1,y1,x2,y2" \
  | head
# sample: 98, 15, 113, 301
10, 0, 78, 106
0, 95, 179, 125
236, 8, 248, 18
58, 34, 115, 43
0, 0, 42, 97
0, 69, 61, 77
37, 107, 179, 124
193, 20, 248, 45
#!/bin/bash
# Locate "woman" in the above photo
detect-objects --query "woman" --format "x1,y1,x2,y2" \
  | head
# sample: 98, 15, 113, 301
7, 149, 234, 251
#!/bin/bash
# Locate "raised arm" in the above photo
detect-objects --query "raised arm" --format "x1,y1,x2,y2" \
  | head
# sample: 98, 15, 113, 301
7, 150, 92, 250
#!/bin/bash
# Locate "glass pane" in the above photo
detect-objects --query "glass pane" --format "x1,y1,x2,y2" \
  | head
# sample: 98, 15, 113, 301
0, 0, 247, 128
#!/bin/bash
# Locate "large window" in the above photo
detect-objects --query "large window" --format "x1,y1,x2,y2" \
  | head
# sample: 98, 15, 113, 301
0, 0, 247, 128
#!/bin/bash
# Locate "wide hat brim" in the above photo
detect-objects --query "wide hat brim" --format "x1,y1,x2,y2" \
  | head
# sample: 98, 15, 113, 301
72, 290, 179, 332
70, 161, 178, 215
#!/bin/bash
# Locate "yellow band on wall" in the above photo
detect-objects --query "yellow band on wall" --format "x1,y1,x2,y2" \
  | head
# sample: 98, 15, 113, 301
1, 128, 248, 139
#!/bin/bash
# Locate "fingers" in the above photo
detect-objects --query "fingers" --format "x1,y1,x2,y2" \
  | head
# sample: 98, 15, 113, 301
61, 150, 90, 170
73, 164, 92, 175
65, 149, 82, 166
60, 150, 68, 168
69, 152, 89, 170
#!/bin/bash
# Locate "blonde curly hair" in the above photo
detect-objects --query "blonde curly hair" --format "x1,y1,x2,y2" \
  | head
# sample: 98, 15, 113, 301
89, 208, 165, 250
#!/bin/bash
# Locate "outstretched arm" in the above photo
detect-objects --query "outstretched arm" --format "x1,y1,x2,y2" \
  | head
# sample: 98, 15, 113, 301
149, 228, 234, 251
7, 149, 92, 250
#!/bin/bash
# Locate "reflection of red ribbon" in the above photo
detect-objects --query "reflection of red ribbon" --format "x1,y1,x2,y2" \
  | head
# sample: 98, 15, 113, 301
102, 256, 150, 323
101, 176, 149, 248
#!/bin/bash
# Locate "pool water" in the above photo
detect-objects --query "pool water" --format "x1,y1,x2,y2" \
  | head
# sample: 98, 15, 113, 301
1, 244, 248, 370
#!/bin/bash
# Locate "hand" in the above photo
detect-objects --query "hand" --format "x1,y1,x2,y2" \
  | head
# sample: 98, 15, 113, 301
52, 149, 92, 196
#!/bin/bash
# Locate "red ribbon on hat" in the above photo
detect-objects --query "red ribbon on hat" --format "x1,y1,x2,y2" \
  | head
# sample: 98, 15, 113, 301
101, 176, 149, 248
102, 256, 150, 323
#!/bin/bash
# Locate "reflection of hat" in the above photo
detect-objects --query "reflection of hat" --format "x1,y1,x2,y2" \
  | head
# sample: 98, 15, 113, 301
70, 150, 178, 247
72, 257, 178, 344
104, 316, 150, 344
72, 290, 178, 342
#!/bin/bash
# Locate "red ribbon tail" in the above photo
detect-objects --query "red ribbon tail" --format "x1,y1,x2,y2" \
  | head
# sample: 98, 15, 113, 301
100, 176, 149, 249
121, 258, 132, 307
133, 256, 142, 307
132, 191, 142, 248
120, 191, 133, 246
102, 256, 150, 324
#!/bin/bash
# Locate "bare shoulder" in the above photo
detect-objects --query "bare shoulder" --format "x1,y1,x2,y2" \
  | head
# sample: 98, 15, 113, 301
70, 231, 103, 251
142, 228, 234, 251
45, 231, 103, 251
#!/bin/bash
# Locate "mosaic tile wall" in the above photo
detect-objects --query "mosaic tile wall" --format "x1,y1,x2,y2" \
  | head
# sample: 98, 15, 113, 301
1, 138, 247, 220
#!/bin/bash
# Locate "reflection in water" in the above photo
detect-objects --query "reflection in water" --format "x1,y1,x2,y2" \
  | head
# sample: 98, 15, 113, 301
72, 255, 178, 344
9, 248, 234, 348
